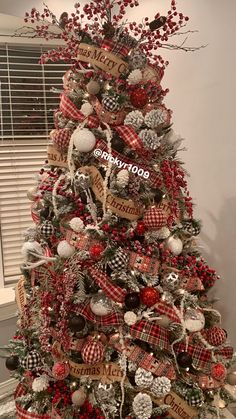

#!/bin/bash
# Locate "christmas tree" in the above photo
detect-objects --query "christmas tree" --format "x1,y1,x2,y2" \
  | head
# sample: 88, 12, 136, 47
2, 1, 236, 418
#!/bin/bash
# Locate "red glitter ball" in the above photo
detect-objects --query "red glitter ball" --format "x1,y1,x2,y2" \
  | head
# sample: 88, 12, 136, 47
89, 243, 104, 259
211, 362, 227, 381
140, 287, 160, 307
130, 87, 148, 108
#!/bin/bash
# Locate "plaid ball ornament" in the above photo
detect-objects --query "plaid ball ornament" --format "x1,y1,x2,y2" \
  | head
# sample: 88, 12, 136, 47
143, 206, 167, 230
81, 340, 105, 365
102, 94, 121, 112
39, 221, 54, 238
51, 128, 72, 151
206, 326, 227, 347
20, 350, 41, 370
108, 247, 129, 271
185, 388, 204, 407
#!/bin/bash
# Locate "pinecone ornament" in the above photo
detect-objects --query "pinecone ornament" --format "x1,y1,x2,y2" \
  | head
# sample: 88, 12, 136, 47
185, 388, 204, 407
144, 106, 170, 130
151, 376, 171, 398
102, 93, 121, 112
108, 247, 129, 270
182, 219, 201, 236
139, 129, 160, 150
39, 220, 54, 238
20, 350, 41, 370
132, 392, 152, 419
124, 110, 144, 130
135, 368, 153, 387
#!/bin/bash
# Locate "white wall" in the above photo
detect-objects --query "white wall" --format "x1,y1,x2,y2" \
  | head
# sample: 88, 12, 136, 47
0, 0, 236, 346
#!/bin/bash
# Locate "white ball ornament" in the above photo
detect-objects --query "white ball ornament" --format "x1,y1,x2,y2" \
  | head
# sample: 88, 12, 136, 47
166, 236, 183, 255
72, 128, 96, 153
71, 388, 87, 406
90, 292, 112, 316
124, 311, 138, 326
184, 308, 205, 332
117, 169, 129, 187
69, 217, 84, 233
86, 80, 100, 95
80, 102, 93, 116
27, 185, 38, 201
57, 240, 75, 258
21, 241, 43, 259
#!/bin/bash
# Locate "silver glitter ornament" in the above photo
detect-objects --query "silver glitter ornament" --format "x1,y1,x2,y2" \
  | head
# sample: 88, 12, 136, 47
94, 382, 115, 403
129, 50, 147, 70
74, 171, 91, 189
90, 292, 113, 316
161, 272, 179, 290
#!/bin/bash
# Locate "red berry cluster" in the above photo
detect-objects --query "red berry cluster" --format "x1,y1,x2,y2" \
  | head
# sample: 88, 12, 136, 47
47, 380, 71, 406
80, 399, 104, 419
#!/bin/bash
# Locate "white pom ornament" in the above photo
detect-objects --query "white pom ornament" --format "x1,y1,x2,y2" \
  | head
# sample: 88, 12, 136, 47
124, 311, 137, 326
127, 69, 143, 85
80, 102, 93, 116
132, 392, 152, 419
71, 388, 87, 406
32, 375, 49, 393
72, 128, 96, 152
86, 80, 100, 95
117, 169, 129, 187
166, 236, 183, 255
21, 241, 43, 259
57, 240, 75, 258
69, 217, 84, 232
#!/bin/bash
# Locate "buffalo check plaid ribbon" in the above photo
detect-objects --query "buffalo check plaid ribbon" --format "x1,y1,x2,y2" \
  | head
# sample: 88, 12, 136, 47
87, 265, 126, 303
95, 139, 162, 187
154, 301, 181, 324
60, 93, 99, 129
174, 342, 212, 373
112, 340, 176, 380
15, 384, 51, 418
215, 346, 234, 359
114, 125, 152, 159
76, 299, 123, 327
101, 39, 130, 58
129, 320, 170, 350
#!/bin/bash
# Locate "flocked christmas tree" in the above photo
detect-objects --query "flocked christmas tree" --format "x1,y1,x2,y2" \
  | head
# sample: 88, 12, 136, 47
2, 1, 236, 418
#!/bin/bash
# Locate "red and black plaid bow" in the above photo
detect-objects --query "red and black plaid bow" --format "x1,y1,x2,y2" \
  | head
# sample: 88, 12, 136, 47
59, 93, 99, 129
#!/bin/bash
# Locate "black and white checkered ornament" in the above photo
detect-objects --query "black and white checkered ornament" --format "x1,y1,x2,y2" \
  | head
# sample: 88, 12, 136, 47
20, 350, 41, 370
185, 388, 204, 407
39, 220, 54, 238
182, 219, 201, 236
108, 248, 129, 271
102, 94, 121, 112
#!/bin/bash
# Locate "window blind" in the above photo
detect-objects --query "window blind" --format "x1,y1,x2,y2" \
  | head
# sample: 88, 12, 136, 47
0, 44, 69, 285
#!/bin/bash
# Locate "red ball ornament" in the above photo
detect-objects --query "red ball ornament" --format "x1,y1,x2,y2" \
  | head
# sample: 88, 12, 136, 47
211, 362, 227, 381
206, 326, 227, 347
140, 287, 160, 307
143, 206, 167, 230
130, 87, 148, 108
81, 340, 105, 364
52, 361, 70, 380
89, 243, 104, 260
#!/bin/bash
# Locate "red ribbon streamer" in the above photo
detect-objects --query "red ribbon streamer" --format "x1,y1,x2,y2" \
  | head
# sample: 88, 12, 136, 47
59, 93, 99, 129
